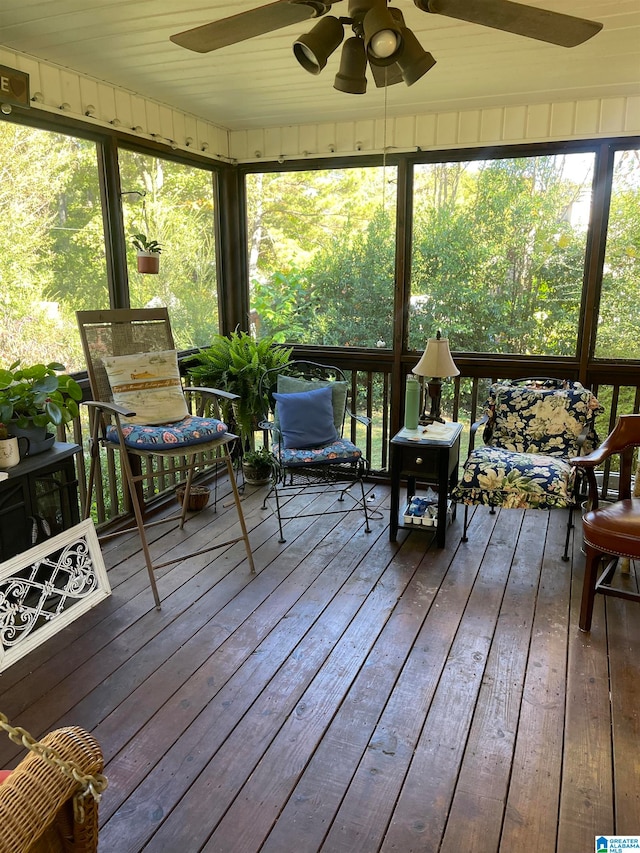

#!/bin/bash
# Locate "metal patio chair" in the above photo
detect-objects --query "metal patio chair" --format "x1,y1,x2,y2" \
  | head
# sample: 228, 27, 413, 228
258, 360, 372, 543
76, 308, 255, 608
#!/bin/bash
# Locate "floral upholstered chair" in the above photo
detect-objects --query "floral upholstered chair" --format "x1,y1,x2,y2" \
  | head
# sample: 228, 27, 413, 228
452, 378, 602, 560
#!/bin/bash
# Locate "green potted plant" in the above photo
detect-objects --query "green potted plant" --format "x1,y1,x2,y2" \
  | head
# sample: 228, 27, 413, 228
187, 330, 292, 451
241, 445, 273, 486
0, 361, 83, 455
131, 232, 162, 274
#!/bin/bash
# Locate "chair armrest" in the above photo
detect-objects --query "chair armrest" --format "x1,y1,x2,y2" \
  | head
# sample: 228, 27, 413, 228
570, 450, 602, 468
468, 414, 489, 454
570, 414, 640, 469
83, 399, 135, 418
183, 385, 240, 402
183, 386, 239, 420
347, 411, 371, 429
0, 726, 104, 853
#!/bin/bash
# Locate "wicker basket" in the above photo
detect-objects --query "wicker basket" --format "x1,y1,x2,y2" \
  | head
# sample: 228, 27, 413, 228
176, 484, 210, 511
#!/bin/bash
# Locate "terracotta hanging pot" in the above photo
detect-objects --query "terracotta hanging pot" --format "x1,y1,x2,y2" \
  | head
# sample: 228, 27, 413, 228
136, 251, 160, 274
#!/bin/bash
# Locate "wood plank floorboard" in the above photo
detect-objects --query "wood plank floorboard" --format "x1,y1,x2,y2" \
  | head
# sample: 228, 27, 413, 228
1, 480, 638, 853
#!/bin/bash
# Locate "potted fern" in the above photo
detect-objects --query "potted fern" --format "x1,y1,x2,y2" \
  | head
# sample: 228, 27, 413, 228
131, 233, 162, 274
187, 330, 292, 451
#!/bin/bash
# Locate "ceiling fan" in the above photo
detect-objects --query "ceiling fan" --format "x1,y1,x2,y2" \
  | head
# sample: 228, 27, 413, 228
170, 0, 603, 94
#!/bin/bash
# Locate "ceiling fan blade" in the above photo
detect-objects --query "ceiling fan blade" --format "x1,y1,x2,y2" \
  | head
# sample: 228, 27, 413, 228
370, 62, 405, 88
414, 0, 602, 47
171, 1, 341, 54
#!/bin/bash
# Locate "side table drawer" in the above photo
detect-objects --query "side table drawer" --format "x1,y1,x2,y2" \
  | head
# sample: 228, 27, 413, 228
400, 445, 440, 478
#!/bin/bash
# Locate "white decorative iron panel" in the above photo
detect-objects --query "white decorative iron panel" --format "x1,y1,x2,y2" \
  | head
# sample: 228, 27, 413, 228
0, 519, 110, 672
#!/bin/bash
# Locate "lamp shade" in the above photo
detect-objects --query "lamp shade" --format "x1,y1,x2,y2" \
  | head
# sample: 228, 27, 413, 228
412, 333, 459, 378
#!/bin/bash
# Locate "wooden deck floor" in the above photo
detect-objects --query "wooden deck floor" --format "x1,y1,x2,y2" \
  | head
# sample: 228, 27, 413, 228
1, 478, 638, 853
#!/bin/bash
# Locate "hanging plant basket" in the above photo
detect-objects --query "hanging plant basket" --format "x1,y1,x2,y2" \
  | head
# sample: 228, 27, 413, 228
136, 251, 160, 274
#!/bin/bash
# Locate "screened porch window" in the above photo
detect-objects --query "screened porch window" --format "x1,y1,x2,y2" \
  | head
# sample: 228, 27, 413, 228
119, 150, 221, 350
0, 123, 108, 372
409, 153, 596, 356
245, 166, 397, 348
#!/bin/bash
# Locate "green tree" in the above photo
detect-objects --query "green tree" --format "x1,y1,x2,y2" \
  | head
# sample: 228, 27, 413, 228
596, 149, 640, 359
410, 154, 594, 355
120, 150, 220, 348
247, 166, 396, 347
0, 124, 107, 370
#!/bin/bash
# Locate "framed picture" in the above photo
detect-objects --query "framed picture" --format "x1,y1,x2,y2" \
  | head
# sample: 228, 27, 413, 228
0, 519, 110, 672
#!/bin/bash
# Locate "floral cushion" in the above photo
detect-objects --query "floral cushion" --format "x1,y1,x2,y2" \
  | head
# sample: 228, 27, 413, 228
105, 415, 228, 451
485, 380, 602, 457
451, 445, 578, 510
274, 437, 362, 467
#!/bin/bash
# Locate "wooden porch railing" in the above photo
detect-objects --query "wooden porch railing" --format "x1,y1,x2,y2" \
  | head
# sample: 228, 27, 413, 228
61, 354, 639, 529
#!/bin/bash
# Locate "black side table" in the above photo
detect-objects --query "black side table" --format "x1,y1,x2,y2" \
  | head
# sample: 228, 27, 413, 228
389, 422, 463, 547
0, 442, 81, 561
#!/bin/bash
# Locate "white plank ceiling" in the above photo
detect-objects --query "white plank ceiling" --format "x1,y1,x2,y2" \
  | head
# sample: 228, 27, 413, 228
0, 0, 638, 132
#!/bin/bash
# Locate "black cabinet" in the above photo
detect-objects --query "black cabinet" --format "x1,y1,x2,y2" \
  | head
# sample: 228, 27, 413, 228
389, 423, 463, 548
0, 443, 81, 562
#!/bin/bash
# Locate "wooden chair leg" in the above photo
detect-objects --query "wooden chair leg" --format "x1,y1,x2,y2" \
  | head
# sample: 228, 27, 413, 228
579, 544, 601, 632
179, 459, 197, 529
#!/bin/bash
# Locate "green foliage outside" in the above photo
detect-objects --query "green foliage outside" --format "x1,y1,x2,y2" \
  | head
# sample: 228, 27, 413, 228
0, 123, 109, 371
0, 127, 222, 373
245, 153, 640, 360
247, 167, 397, 347
410, 155, 593, 354
595, 149, 640, 359
118, 149, 221, 350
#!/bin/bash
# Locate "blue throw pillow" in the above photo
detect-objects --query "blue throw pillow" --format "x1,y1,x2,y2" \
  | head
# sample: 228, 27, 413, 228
273, 385, 338, 449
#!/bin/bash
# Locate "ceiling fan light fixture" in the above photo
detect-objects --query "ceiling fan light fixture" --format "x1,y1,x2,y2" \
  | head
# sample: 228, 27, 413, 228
363, 1, 403, 65
384, 7, 435, 86
334, 36, 368, 94
396, 26, 436, 85
293, 15, 345, 75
